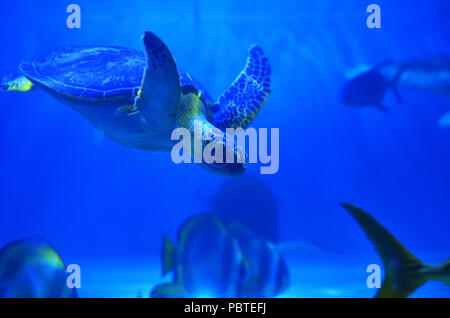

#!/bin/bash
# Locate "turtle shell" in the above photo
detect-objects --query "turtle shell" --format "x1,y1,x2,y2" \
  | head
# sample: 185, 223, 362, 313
19, 46, 213, 103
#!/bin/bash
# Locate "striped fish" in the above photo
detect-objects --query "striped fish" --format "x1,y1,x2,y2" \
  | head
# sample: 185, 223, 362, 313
152, 213, 289, 298
157, 213, 247, 298
227, 222, 289, 297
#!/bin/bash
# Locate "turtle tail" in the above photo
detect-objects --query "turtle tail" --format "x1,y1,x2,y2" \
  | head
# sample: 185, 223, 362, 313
1, 73, 33, 92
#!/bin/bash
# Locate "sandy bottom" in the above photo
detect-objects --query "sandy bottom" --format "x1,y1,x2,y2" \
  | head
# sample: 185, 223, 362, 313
73, 252, 450, 298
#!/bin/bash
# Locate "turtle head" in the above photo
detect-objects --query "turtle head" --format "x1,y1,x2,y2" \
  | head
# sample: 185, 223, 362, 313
177, 93, 248, 176
199, 130, 248, 177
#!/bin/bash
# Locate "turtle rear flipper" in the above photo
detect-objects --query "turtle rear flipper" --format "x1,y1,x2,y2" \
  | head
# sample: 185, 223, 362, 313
134, 32, 181, 132
210, 45, 271, 130
1, 73, 33, 92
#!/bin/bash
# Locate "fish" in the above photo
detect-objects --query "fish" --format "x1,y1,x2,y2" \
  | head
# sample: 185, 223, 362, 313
378, 56, 450, 100
151, 213, 289, 298
155, 213, 247, 298
0, 237, 77, 298
226, 222, 289, 297
384, 56, 450, 127
339, 60, 406, 111
341, 56, 450, 123
340, 203, 450, 298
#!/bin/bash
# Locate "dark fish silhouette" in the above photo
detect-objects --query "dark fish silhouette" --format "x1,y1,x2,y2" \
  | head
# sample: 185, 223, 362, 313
340, 61, 406, 111
341, 56, 450, 122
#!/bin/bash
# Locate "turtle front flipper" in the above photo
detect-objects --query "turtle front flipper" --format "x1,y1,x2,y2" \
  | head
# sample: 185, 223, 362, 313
0, 73, 33, 92
134, 32, 181, 132
210, 45, 271, 130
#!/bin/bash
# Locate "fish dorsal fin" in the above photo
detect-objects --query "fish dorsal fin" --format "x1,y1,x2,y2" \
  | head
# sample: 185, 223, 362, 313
134, 32, 180, 133
162, 235, 177, 276
210, 45, 271, 130
339, 203, 427, 298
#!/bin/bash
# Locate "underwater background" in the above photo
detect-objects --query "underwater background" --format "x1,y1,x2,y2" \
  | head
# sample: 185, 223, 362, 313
0, 0, 449, 297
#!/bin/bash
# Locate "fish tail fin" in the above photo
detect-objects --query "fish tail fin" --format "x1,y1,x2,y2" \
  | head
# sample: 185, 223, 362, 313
390, 63, 412, 104
1, 74, 33, 92
162, 235, 177, 276
339, 202, 428, 298
391, 85, 403, 104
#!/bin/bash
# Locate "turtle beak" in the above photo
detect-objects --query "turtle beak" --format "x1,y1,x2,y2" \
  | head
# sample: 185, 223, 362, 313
200, 143, 247, 177
221, 138, 247, 176
223, 147, 247, 176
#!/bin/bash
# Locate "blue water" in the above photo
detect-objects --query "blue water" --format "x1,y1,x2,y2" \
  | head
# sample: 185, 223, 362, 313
0, 0, 449, 297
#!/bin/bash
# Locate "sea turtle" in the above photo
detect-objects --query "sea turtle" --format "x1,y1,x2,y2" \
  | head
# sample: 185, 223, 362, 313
0, 32, 271, 176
